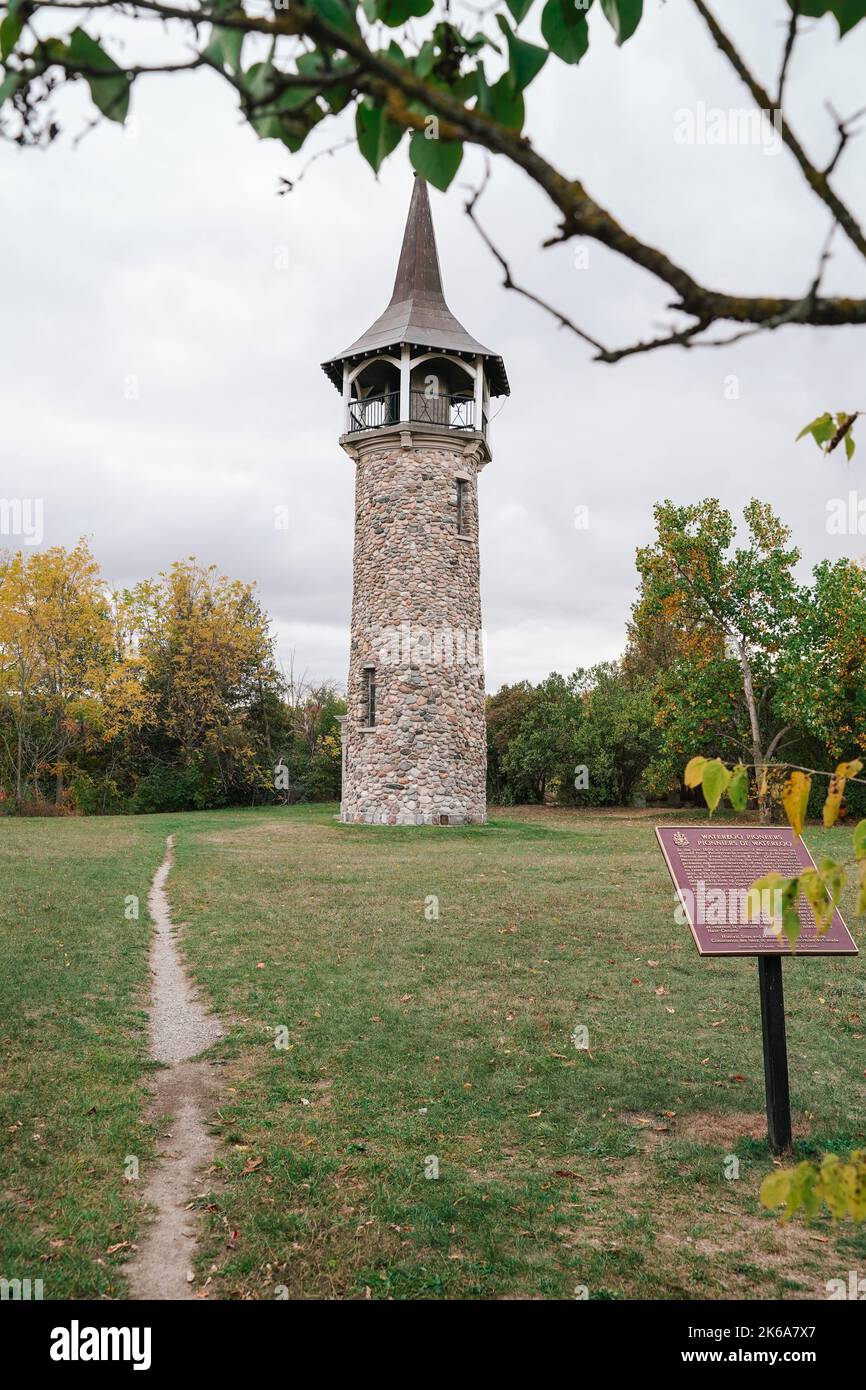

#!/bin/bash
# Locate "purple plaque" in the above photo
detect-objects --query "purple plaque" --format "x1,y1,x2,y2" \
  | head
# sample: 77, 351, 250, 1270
656, 825, 859, 957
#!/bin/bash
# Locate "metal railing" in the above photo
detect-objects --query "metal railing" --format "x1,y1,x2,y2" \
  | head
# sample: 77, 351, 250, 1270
347, 390, 400, 433
346, 390, 484, 435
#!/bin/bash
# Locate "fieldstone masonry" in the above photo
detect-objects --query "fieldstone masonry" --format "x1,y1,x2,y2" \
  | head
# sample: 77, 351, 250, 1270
321, 176, 510, 827
341, 429, 486, 825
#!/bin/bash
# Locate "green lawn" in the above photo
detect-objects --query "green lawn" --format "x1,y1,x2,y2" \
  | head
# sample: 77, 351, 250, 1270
2, 804, 865, 1299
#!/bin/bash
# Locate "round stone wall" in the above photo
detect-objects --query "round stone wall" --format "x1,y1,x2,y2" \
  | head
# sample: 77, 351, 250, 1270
341, 427, 487, 826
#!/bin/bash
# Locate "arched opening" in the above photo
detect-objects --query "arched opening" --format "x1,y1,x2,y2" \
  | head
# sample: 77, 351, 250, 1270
347, 357, 400, 432
409, 354, 478, 430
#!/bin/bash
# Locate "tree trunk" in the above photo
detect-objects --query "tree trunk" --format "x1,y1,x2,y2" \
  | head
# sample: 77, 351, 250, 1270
15, 720, 23, 810
736, 641, 769, 822
55, 713, 64, 807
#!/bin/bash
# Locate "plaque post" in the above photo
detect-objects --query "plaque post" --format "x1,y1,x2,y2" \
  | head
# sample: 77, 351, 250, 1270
757, 956, 793, 1156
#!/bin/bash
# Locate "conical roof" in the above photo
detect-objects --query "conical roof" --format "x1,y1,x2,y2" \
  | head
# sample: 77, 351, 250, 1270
322, 176, 509, 397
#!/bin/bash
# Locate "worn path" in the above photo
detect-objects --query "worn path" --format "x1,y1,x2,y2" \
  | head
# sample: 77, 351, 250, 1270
123, 835, 224, 1300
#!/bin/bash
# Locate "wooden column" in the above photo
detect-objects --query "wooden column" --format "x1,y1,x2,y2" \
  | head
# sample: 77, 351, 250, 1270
400, 346, 411, 422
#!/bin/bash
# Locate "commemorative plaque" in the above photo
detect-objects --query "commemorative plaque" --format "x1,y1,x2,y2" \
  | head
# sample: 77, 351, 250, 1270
656, 825, 858, 956
655, 825, 859, 1154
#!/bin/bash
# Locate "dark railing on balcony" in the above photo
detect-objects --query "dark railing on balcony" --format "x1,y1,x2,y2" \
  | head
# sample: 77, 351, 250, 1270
409, 390, 476, 430
347, 390, 399, 433
346, 389, 484, 435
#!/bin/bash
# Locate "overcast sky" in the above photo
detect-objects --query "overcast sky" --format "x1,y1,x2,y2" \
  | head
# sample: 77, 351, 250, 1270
4, 0, 866, 691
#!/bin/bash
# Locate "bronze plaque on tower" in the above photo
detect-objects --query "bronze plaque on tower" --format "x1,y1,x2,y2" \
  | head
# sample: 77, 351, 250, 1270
656, 825, 859, 957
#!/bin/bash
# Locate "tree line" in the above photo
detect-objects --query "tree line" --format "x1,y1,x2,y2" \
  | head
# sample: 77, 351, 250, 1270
3, 498, 864, 817
489, 498, 866, 820
0, 540, 343, 814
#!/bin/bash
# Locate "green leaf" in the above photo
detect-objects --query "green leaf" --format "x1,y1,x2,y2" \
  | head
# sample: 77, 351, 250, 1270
791, 2, 866, 38
306, 0, 359, 35
541, 0, 590, 65
355, 100, 404, 172
854, 819, 866, 860
701, 757, 730, 815
496, 13, 548, 91
205, 24, 245, 75
599, 0, 643, 44
486, 72, 525, 129
0, 66, 23, 107
795, 411, 834, 446
506, 0, 536, 20
816, 856, 847, 933
415, 38, 436, 78
748, 872, 784, 925
0, 9, 24, 62
295, 48, 354, 112
728, 764, 748, 812
67, 27, 130, 123
409, 129, 463, 190
244, 59, 276, 103
780, 876, 802, 949
372, 0, 434, 25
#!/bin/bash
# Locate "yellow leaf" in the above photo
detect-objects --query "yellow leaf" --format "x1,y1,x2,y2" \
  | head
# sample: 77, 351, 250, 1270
747, 873, 783, 923
684, 756, 707, 789
799, 868, 833, 934
760, 1170, 790, 1210
824, 760, 862, 827
782, 770, 811, 838
823, 786, 842, 828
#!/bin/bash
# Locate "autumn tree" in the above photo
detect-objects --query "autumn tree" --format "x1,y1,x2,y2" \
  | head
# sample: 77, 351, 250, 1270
633, 499, 801, 818
776, 557, 866, 764
0, 540, 117, 806
125, 559, 282, 808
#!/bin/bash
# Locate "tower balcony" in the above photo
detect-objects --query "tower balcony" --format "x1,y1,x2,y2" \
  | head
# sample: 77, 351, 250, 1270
346, 389, 488, 438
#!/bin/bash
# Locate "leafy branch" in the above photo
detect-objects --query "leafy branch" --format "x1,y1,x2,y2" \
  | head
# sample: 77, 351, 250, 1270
4, 0, 866, 361
760, 1150, 866, 1223
684, 755, 866, 948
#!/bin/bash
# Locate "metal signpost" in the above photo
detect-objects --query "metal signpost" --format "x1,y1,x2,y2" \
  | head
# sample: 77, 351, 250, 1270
656, 825, 858, 1155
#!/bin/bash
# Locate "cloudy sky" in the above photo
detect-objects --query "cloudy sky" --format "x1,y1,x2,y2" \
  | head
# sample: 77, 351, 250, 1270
4, 0, 866, 690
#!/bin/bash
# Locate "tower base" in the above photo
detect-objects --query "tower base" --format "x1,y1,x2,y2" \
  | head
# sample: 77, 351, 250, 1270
340, 804, 486, 827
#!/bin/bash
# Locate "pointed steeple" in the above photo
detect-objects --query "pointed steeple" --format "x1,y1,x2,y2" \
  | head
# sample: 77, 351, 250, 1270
322, 176, 508, 397
388, 174, 447, 310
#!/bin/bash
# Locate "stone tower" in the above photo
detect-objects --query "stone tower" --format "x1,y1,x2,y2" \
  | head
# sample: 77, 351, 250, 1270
322, 177, 509, 826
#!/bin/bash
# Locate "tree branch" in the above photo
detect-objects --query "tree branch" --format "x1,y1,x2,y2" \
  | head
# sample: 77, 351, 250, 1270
691, 0, 866, 264
12, 0, 866, 356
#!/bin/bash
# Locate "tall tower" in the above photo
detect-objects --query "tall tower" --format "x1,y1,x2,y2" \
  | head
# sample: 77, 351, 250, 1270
322, 177, 509, 826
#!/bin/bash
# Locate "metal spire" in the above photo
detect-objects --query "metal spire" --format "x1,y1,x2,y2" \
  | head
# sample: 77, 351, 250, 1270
322, 176, 509, 397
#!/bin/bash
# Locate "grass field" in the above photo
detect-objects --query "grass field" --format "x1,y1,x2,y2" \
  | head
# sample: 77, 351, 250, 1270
2, 804, 865, 1299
